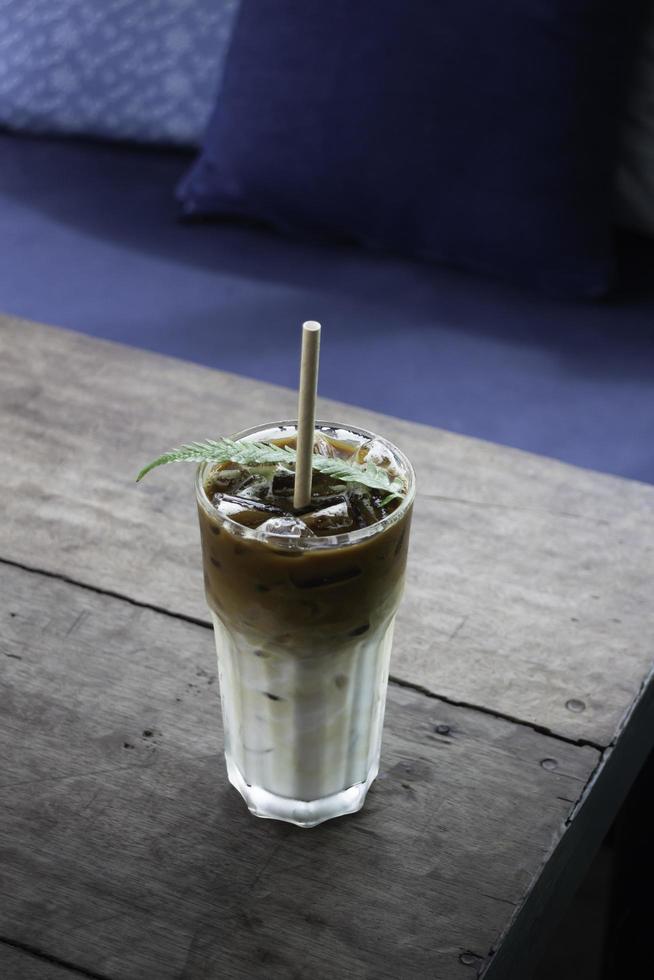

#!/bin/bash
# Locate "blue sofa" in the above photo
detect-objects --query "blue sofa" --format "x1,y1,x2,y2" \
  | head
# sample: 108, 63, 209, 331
1, 129, 653, 483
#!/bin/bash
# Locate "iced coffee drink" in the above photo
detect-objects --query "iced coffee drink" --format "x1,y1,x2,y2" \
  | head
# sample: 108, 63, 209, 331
196, 421, 414, 827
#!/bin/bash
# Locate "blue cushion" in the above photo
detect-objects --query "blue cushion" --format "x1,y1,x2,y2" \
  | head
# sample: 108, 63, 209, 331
179, 0, 639, 296
0, 0, 239, 146
2, 133, 654, 483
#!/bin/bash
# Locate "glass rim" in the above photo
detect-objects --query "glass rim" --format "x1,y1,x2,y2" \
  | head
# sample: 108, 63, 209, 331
195, 419, 416, 551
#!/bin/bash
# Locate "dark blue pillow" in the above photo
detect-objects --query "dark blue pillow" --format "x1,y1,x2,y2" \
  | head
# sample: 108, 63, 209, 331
178, 0, 638, 296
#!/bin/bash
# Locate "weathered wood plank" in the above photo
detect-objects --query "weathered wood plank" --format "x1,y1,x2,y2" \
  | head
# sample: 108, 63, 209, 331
1, 315, 653, 745
0, 944, 91, 980
483, 659, 654, 979
0, 562, 598, 980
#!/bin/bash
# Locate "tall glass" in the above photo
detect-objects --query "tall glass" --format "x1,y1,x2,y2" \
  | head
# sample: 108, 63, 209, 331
196, 421, 415, 827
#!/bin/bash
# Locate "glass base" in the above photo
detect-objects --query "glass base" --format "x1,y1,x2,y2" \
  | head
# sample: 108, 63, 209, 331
225, 754, 379, 828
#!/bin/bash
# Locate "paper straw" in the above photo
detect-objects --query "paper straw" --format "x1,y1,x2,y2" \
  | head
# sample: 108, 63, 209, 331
294, 321, 321, 510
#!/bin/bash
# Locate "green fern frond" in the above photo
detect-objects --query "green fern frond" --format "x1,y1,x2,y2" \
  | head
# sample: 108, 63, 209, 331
136, 438, 406, 499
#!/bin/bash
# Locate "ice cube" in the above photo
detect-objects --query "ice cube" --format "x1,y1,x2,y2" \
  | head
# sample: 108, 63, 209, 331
350, 439, 399, 474
302, 499, 355, 535
271, 468, 296, 496
212, 497, 262, 529
220, 494, 282, 514
204, 465, 248, 497
258, 516, 315, 538
305, 492, 347, 512
348, 487, 379, 527
313, 433, 337, 457
318, 430, 360, 457
236, 477, 271, 501
213, 496, 247, 518
213, 494, 283, 529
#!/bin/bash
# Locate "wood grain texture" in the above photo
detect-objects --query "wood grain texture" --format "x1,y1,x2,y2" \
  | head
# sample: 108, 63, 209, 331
1, 315, 653, 745
0, 562, 598, 980
0, 944, 92, 980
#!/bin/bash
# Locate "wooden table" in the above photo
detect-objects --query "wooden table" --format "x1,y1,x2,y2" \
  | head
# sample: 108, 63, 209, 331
1, 316, 653, 980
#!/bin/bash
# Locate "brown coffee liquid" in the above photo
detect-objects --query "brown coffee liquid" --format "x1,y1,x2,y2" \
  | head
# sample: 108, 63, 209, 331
197, 428, 412, 652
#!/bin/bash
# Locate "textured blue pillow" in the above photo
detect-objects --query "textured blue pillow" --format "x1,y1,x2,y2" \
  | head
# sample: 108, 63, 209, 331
0, 0, 238, 146
178, 0, 639, 295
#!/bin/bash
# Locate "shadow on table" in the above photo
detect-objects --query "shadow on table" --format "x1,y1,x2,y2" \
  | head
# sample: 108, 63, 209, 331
535, 747, 654, 980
